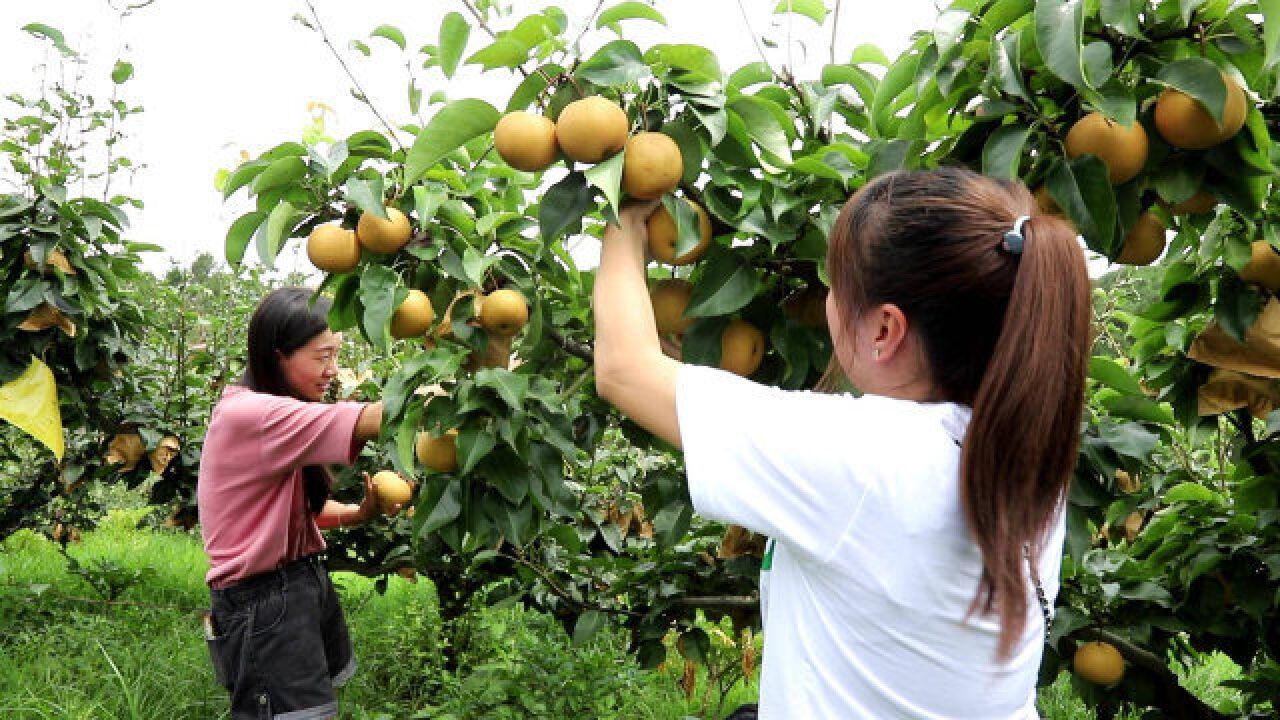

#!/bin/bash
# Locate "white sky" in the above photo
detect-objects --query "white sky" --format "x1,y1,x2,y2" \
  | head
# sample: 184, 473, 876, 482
0, 1, 941, 275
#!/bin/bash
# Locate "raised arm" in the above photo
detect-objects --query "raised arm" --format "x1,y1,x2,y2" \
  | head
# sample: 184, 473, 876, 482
592, 202, 683, 447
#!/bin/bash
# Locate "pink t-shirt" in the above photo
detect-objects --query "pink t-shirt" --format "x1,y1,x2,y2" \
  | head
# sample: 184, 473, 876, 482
197, 385, 367, 588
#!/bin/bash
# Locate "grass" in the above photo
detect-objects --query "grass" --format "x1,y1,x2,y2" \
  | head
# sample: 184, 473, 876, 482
0, 509, 1240, 719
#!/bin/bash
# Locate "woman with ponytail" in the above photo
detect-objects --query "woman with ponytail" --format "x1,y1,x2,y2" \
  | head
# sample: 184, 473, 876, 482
197, 287, 400, 719
593, 167, 1090, 717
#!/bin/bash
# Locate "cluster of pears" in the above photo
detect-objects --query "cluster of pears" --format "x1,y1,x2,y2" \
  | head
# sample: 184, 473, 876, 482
494, 96, 713, 266
413, 289, 529, 474
305, 204, 529, 479
1053, 72, 1249, 267
306, 201, 432, 341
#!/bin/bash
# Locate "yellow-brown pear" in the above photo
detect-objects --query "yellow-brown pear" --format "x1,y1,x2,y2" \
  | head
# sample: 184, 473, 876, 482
1065, 112, 1149, 185
494, 111, 559, 172
555, 96, 629, 163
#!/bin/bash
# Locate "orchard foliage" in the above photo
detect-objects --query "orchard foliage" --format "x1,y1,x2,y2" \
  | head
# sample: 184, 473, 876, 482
0, 0, 1277, 715
215, 0, 1280, 713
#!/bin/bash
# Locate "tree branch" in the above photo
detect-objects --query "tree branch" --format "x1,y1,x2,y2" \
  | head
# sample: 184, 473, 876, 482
1072, 627, 1229, 720
549, 327, 594, 362
675, 595, 759, 608
304, 0, 405, 154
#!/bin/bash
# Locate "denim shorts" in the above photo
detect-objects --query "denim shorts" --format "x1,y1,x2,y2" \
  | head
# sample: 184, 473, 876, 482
206, 555, 356, 720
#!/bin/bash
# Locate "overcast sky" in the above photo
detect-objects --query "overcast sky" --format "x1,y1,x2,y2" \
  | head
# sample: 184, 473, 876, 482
0, 0, 943, 275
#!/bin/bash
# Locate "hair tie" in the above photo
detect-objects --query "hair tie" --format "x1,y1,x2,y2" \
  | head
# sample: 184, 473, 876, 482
1002, 215, 1030, 255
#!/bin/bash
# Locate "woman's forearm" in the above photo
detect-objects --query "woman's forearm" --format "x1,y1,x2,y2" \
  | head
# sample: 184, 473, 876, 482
594, 217, 663, 381
315, 500, 367, 530
592, 205, 684, 447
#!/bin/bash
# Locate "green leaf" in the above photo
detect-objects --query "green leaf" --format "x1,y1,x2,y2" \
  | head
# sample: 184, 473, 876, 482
1101, 394, 1175, 425
111, 61, 134, 84
475, 367, 530, 409
22, 23, 74, 57
663, 120, 705, 186
597, 1, 667, 29
466, 37, 530, 70
1046, 156, 1115, 255
1156, 58, 1228, 123
358, 264, 402, 351
458, 425, 497, 476
343, 176, 387, 219
849, 43, 890, 67
221, 162, 268, 200
1178, 0, 1207, 25
661, 194, 704, 258
572, 610, 607, 646
647, 44, 722, 85
1081, 40, 1113, 88
685, 250, 760, 317
585, 151, 625, 218
260, 200, 301, 268
224, 212, 265, 268
652, 501, 693, 549
981, 125, 1031, 180
774, 0, 827, 24
871, 52, 920, 133
989, 32, 1030, 102
371, 24, 406, 51
539, 172, 596, 242
1035, 0, 1086, 89
1263, 0, 1280, 71
1089, 357, 1145, 396
678, 628, 711, 662
729, 62, 774, 90
933, 9, 970, 56
1214, 274, 1261, 343
1100, 0, 1145, 38
438, 12, 471, 79
1097, 421, 1158, 461
727, 96, 792, 164
382, 350, 439, 425
404, 99, 501, 185
419, 477, 463, 534
251, 157, 308, 195
577, 39, 649, 86
412, 185, 448, 226
1163, 482, 1219, 505
506, 62, 565, 112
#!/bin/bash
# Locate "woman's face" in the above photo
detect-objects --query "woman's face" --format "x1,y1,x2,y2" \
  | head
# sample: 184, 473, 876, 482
278, 330, 342, 401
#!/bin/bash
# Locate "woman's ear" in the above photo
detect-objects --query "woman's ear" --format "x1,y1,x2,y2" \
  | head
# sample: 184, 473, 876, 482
870, 304, 910, 361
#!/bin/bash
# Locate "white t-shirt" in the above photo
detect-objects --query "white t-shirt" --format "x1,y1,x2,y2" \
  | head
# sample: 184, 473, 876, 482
675, 365, 1065, 719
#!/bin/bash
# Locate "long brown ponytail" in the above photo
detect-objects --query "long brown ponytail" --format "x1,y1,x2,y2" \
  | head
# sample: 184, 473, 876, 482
826, 167, 1091, 660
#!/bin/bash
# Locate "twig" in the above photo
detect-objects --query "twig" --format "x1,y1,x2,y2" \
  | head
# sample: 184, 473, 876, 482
460, 0, 500, 40
829, 0, 843, 65
304, 0, 405, 154
674, 595, 759, 608
548, 327, 594, 362
568, 0, 607, 55
459, 0, 529, 78
734, 0, 777, 75
501, 551, 645, 619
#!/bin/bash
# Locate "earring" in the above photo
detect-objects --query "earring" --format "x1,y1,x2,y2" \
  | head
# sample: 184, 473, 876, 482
873, 346, 881, 360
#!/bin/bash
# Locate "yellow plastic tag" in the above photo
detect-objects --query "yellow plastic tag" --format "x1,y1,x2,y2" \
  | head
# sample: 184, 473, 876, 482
0, 357, 64, 461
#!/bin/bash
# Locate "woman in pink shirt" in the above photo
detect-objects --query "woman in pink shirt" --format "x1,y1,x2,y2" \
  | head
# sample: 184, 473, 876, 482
198, 287, 396, 720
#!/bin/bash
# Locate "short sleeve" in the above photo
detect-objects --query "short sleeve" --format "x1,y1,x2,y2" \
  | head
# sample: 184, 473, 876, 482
253, 396, 368, 475
676, 364, 873, 558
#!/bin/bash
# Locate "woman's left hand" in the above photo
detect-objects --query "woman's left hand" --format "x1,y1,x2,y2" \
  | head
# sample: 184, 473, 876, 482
354, 472, 389, 522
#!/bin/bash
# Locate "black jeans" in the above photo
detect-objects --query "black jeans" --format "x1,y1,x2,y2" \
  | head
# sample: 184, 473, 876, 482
206, 555, 355, 720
